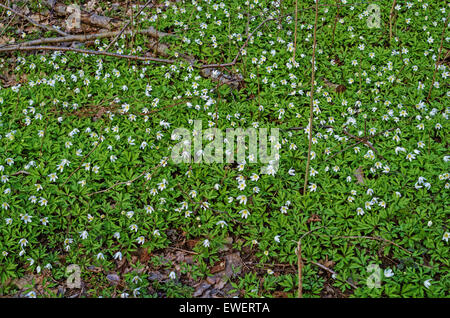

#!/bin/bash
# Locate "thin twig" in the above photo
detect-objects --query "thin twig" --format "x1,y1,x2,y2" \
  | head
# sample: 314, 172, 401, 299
105, 0, 154, 51
327, 140, 364, 161
297, 239, 303, 298
293, 0, 298, 61
326, 126, 396, 161
87, 163, 161, 197
307, 260, 358, 289
296, 225, 324, 298
0, 3, 68, 36
62, 134, 103, 186
426, 15, 449, 104
201, 2, 370, 69
389, 0, 397, 45
165, 247, 199, 255
341, 129, 386, 161
332, 235, 412, 255
331, 0, 340, 47
201, 15, 279, 69
303, 0, 319, 195
10, 170, 30, 176
312, 232, 412, 255
0, 2, 27, 39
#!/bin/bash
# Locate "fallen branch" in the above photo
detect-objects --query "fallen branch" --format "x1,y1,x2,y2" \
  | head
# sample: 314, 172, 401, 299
0, 27, 171, 48
165, 247, 199, 255
0, 45, 175, 63
326, 139, 365, 161
146, 38, 244, 89
247, 260, 357, 289
296, 229, 416, 294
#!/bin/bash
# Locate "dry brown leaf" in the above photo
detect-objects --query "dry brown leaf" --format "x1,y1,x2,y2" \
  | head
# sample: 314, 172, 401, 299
273, 291, 289, 298
210, 260, 226, 274
0, 36, 14, 45
319, 256, 335, 270
137, 247, 151, 262
322, 77, 347, 93
307, 213, 321, 223
354, 166, 365, 185
186, 239, 200, 249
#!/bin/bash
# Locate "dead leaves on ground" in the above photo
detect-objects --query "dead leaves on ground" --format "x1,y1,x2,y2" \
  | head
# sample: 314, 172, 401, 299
0, 72, 27, 88
307, 213, 321, 224
321, 76, 347, 93
354, 166, 365, 185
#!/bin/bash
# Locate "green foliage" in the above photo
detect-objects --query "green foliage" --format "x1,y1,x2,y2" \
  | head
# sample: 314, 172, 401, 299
0, 0, 448, 298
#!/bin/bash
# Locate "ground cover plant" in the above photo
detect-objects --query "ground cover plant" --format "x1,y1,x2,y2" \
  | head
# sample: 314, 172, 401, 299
0, 0, 448, 298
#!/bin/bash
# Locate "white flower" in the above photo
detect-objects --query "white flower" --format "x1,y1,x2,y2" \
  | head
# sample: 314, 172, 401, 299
237, 195, 247, 205
239, 209, 250, 219
21, 214, 33, 224
424, 279, 432, 289
136, 236, 145, 245
25, 291, 37, 298
48, 173, 58, 182
443, 232, 449, 242
202, 239, 210, 247
384, 268, 394, 277
19, 238, 28, 247
308, 183, 317, 192
216, 220, 228, 228
169, 271, 176, 280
